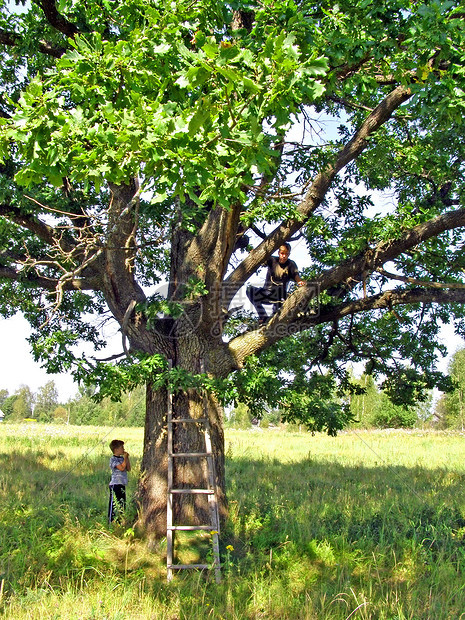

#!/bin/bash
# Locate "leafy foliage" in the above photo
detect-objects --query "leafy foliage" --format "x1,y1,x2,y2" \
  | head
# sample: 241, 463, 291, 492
0, 0, 465, 440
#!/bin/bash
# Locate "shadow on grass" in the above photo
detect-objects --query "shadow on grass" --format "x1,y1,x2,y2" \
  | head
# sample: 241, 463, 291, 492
2, 450, 465, 591
0, 450, 157, 591
225, 455, 465, 562
0, 449, 113, 514
3, 448, 465, 547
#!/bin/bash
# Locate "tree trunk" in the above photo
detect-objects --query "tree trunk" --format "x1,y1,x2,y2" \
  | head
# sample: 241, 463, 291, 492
137, 351, 227, 540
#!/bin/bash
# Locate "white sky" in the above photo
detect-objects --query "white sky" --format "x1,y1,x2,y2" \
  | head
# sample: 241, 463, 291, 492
0, 313, 123, 402
0, 314, 77, 400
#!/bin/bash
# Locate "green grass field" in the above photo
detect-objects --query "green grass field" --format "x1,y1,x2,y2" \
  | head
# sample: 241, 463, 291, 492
1, 423, 464, 619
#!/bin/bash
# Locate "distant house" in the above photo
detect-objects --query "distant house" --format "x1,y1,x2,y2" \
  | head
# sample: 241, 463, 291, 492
0, 409, 4, 422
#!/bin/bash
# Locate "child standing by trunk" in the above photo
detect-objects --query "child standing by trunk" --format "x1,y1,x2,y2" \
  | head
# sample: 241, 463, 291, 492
108, 439, 131, 523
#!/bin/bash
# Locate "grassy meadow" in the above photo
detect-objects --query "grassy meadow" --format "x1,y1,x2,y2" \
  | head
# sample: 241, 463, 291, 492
1, 423, 465, 619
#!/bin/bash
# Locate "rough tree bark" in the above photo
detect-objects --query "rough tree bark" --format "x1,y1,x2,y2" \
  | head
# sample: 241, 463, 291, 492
139, 359, 227, 539
135, 304, 239, 538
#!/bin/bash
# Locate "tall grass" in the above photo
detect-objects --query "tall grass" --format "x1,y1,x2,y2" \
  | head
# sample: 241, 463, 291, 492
1, 424, 465, 619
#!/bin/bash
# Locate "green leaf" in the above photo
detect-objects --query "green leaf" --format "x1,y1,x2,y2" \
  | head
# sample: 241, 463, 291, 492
242, 77, 260, 93
202, 42, 218, 59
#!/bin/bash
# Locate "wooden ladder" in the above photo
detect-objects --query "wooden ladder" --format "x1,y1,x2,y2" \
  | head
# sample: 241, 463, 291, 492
166, 363, 221, 583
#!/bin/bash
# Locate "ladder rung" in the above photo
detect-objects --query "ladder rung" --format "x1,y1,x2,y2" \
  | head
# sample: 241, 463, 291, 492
168, 563, 212, 570
171, 418, 208, 423
170, 452, 211, 457
168, 525, 216, 531
170, 488, 214, 494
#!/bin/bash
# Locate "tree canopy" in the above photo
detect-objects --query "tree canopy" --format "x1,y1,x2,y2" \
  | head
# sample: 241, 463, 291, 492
1, 0, 465, 434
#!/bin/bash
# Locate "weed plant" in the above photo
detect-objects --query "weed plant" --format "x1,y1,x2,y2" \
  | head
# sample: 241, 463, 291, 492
0, 424, 464, 619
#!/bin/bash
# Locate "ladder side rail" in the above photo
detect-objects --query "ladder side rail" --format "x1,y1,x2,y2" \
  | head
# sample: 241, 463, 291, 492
167, 563, 210, 570
201, 359, 221, 583
203, 420, 222, 583
166, 359, 174, 582
204, 422, 219, 531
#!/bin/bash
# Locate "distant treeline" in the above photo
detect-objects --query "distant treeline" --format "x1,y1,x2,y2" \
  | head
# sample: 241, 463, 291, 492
2, 348, 465, 430
0, 382, 145, 426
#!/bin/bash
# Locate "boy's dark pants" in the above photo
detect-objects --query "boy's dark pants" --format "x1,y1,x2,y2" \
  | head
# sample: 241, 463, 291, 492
108, 484, 126, 523
247, 285, 284, 321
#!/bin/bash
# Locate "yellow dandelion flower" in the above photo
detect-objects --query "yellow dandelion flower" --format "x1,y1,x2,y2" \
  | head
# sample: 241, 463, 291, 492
226, 544, 234, 551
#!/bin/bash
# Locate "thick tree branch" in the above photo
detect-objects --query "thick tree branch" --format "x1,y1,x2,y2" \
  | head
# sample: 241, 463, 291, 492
224, 84, 412, 305
312, 287, 465, 326
0, 28, 67, 58
377, 268, 465, 289
228, 206, 465, 365
0, 29, 17, 46
0, 203, 75, 253
1, 0, 79, 58
36, 39, 67, 58
33, 0, 79, 37
283, 206, 465, 324
0, 264, 96, 291
186, 203, 242, 290
231, 10, 255, 32
326, 94, 374, 113
330, 54, 373, 82
228, 285, 465, 370
101, 182, 149, 351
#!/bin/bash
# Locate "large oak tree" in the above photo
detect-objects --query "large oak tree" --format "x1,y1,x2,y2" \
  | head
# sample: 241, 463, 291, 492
1, 0, 465, 537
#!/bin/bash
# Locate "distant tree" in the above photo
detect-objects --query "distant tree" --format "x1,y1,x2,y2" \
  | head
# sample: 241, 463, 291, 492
68, 383, 145, 426
98, 385, 146, 426
373, 392, 417, 428
68, 386, 100, 425
349, 372, 432, 428
433, 393, 449, 429
52, 405, 69, 424
442, 348, 465, 430
99, 399, 125, 426
122, 385, 146, 426
414, 391, 434, 428
1, 394, 15, 419
10, 385, 34, 420
0, 389, 8, 406
261, 408, 281, 428
35, 381, 59, 422
349, 373, 380, 427
227, 403, 252, 429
